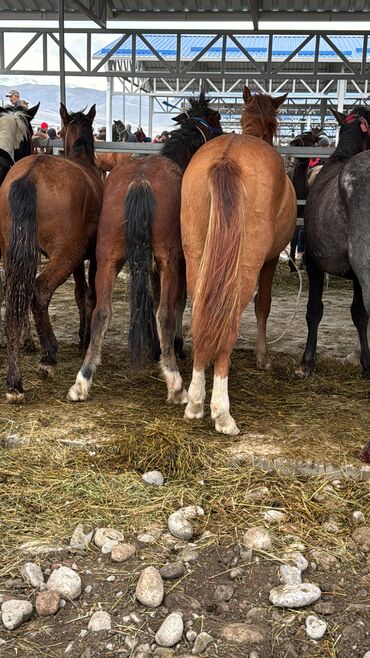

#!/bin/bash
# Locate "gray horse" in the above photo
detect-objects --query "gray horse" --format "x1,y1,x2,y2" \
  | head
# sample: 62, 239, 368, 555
296, 106, 370, 379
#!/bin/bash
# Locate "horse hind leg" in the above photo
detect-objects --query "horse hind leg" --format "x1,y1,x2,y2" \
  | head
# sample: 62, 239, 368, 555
174, 259, 187, 360
211, 333, 240, 436
295, 250, 324, 378
73, 261, 88, 349
350, 276, 370, 379
254, 256, 279, 370
157, 265, 187, 404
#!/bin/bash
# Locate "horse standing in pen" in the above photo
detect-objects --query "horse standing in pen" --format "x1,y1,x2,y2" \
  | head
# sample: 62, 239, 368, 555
0, 103, 103, 403
296, 106, 370, 380
181, 87, 296, 435
67, 94, 222, 404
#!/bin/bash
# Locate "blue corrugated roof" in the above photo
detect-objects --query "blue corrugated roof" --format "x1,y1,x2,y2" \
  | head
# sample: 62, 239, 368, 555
94, 35, 368, 60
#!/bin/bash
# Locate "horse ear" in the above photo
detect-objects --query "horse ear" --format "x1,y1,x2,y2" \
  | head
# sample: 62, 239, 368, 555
60, 102, 70, 126
329, 107, 346, 124
243, 86, 252, 103
26, 102, 40, 120
272, 93, 288, 109
172, 112, 187, 124
86, 104, 96, 123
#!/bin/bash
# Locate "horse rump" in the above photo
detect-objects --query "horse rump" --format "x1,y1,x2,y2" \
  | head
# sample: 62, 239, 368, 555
125, 178, 160, 365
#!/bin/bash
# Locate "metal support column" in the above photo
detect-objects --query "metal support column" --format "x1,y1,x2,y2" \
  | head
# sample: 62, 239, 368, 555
148, 95, 154, 139
336, 74, 347, 142
122, 78, 126, 123
58, 0, 66, 105
106, 71, 113, 140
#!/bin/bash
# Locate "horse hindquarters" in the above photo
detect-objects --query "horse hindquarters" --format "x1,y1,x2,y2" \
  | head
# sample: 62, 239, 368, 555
5, 176, 38, 402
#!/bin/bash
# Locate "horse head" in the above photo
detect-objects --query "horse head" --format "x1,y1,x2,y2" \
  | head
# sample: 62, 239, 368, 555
171, 93, 222, 138
241, 86, 287, 144
329, 105, 370, 154
0, 105, 34, 166
290, 127, 322, 148
60, 103, 96, 166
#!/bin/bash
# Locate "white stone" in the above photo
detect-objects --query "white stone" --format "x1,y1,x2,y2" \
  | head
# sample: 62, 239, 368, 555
244, 486, 269, 501
46, 567, 81, 600
94, 528, 124, 549
135, 567, 164, 608
243, 527, 272, 552
88, 611, 112, 632
192, 632, 213, 655
352, 527, 370, 553
305, 615, 327, 640
106, 575, 116, 582
362, 652, 370, 658
282, 551, 308, 572
142, 471, 165, 486
181, 505, 204, 519
264, 510, 286, 524
20, 563, 44, 588
111, 543, 136, 562
138, 533, 156, 544
279, 565, 302, 586
168, 512, 193, 541
186, 630, 197, 642
70, 525, 94, 550
155, 612, 183, 647
1, 600, 33, 630
353, 511, 365, 526
269, 584, 321, 608
101, 539, 119, 554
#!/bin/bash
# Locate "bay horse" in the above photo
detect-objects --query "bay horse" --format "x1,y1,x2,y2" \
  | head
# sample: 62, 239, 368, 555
288, 128, 321, 271
181, 87, 296, 435
0, 103, 104, 403
296, 106, 370, 379
67, 94, 222, 404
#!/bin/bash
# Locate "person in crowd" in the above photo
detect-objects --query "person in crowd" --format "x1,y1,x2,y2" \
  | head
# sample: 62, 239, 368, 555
122, 124, 137, 142
5, 89, 22, 107
47, 127, 57, 140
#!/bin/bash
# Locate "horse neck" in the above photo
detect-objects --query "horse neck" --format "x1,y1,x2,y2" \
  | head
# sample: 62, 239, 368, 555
160, 124, 207, 171
0, 120, 17, 160
66, 138, 96, 170
331, 127, 366, 161
241, 115, 274, 144
292, 159, 309, 199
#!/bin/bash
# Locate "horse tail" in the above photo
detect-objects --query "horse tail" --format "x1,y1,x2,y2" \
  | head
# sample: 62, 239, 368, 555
5, 176, 38, 336
191, 159, 244, 366
125, 177, 159, 366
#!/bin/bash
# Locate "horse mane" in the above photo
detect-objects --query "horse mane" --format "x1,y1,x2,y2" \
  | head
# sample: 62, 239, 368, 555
241, 94, 278, 143
160, 119, 205, 170
329, 106, 370, 161
67, 110, 95, 166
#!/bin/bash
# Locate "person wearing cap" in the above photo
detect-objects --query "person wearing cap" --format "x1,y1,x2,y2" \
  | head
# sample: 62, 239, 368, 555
5, 90, 22, 107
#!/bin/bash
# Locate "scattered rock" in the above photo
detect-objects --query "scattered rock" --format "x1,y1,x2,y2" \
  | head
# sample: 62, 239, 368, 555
94, 528, 124, 550
135, 567, 164, 607
264, 510, 286, 524
142, 470, 165, 486
249, 652, 260, 658
352, 527, 370, 553
70, 525, 94, 550
305, 615, 327, 640
155, 612, 183, 647
214, 584, 234, 602
269, 584, 321, 608
363, 653, 370, 658
20, 562, 44, 588
313, 601, 335, 616
165, 592, 201, 613
111, 543, 136, 563
160, 562, 185, 580
133, 644, 152, 658
245, 607, 268, 623
310, 549, 339, 571
243, 527, 272, 552
88, 611, 112, 632
282, 552, 308, 572
192, 631, 213, 654
46, 567, 81, 600
279, 565, 302, 586
240, 547, 253, 562
84, 585, 93, 594
220, 623, 263, 644
1, 600, 33, 630
168, 513, 193, 541
101, 540, 119, 554
230, 567, 244, 580
106, 575, 116, 582
323, 519, 340, 534
137, 533, 156, 544
177, 546, 199, 563
186, 630, 197, 642
35, 590, 61, 616
244, 486, 269, 501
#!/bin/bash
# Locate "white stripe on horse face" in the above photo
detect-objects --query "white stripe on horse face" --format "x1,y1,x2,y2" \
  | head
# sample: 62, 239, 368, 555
184, 368, 205, 419
211, 375, 239, 436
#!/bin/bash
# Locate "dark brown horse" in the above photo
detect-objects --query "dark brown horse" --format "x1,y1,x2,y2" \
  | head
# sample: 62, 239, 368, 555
67, 94, 222, 404
181, 88, 296, 435
0, 103, 103, 403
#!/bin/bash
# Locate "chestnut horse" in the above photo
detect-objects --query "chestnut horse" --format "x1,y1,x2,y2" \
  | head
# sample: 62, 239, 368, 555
67, 94, 222, 404
0, 103, 103, 402
181, 87, 296, 435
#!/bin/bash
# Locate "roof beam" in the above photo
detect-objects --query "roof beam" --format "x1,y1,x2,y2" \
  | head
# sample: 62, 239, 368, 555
70, 0, 106, 28
250, 0, 260, 30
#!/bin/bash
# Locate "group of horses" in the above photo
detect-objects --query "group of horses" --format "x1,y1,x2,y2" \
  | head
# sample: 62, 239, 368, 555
0, 88, 368, 439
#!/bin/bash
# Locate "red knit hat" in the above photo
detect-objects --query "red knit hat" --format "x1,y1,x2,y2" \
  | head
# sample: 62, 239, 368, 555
40, 122, 48, 130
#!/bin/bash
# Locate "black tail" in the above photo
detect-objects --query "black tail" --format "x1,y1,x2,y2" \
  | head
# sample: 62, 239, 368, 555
125, 178, 159, 365
5, 176, 38, 336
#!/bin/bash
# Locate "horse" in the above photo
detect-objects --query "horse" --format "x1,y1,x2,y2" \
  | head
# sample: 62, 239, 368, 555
180, 87, 296, 435
0, 105, 39, 184
0, 103, 104, 403
67, 93, 222, 404
296, 106, 370, 380
288, 128, 321, 271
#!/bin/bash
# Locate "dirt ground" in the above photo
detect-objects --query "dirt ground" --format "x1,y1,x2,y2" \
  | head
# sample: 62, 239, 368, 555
0, 264, 369, 658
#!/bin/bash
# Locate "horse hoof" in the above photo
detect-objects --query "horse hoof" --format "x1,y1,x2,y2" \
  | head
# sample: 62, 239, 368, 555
38, 363, 55, 378
295, 364, 311, 379
168, 388, 188, 405
184, 402, 204, 420
215, 417, 240, 436
66, 385, 88, 402
256, 358, 273, 371
6, 390, 25, 404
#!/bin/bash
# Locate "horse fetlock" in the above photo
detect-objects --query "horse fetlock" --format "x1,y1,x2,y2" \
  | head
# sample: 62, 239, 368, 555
214, 412, 240, 436
256, 354, 273, 371
38, 363, 56, 378
184, 400, 204, 420
6, 389, 25, 404
295, 363, 312, 379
